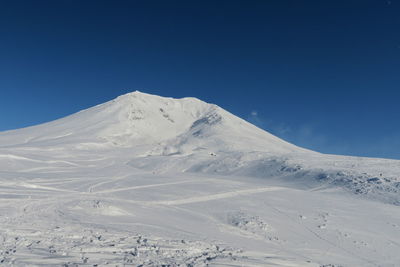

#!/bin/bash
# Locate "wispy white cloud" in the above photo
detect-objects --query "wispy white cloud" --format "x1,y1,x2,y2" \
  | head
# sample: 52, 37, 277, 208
246, 110, 267, 129
246, 111, 346, 154
245, 110, 400, 159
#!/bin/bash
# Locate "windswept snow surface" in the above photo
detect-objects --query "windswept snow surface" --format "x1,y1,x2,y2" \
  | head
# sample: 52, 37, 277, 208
1, 91, 400, 266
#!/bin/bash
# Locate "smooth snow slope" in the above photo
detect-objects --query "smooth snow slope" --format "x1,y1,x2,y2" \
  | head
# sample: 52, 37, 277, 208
0, 91, 399, 266
0, 91, 303, 152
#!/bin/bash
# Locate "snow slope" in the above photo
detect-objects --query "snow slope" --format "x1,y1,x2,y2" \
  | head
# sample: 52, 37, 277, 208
0, 91, 303, 152
0, 91, 399, 266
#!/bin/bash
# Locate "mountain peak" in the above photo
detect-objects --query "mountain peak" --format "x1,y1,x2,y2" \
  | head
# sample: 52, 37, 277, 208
114, 90, 204, 106
121, 90, 160, 98
0, 91, 303, 154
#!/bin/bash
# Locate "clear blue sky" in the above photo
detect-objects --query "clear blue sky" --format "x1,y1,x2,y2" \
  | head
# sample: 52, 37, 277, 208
1, 0, 399, 159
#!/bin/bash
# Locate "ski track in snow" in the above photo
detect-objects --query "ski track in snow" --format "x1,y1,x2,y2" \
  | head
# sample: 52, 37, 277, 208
150, 187, 282, 206
1, 91, 400, 266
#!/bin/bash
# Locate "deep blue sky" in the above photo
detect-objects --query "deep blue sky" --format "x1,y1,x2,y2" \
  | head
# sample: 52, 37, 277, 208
1, 0, 399, 159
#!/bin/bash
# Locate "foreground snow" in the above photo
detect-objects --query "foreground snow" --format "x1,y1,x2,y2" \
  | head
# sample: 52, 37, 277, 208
1, 91, 399, 266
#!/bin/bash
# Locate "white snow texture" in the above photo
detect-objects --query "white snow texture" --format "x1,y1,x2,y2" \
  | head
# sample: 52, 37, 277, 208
0, 91, 399, 266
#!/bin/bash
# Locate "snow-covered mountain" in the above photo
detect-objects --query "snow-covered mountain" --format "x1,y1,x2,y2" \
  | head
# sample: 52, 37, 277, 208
0, 91, 302, 151
1, 91, 399, 266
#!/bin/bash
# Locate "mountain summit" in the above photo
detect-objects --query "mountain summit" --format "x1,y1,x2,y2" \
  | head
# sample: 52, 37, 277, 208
0, 91, 303, 154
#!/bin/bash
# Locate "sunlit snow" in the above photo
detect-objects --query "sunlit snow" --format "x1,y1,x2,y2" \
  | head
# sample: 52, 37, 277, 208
1, 91, 399, 266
